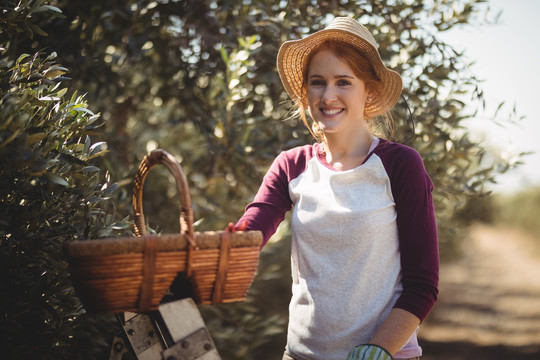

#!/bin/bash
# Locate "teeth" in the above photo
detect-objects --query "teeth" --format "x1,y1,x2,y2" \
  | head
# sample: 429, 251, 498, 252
322, 108, 343, 115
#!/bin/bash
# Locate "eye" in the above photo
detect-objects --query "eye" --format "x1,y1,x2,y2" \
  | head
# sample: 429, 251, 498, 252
337, 79, 351, 87
309, 79, 325, 86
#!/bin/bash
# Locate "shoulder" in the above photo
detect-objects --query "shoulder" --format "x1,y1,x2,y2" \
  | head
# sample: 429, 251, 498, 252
274, 143, 317, 172
267, 143, 318, 182
374, 139, 426, 173
374, 139, 433, 195
375, 139, 423, 162
279, 143, 317, 162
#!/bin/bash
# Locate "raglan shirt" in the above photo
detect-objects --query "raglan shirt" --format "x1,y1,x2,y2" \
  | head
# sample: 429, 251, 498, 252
237, 138, 439, 360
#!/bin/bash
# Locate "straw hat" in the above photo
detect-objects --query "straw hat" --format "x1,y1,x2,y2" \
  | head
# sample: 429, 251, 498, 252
277, 17, 402, 118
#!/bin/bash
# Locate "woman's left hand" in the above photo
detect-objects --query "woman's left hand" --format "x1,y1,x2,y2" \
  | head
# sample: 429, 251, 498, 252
346, 344, 393, 360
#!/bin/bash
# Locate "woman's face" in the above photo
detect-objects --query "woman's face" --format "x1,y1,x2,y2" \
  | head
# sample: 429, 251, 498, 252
306, 49, 372, 136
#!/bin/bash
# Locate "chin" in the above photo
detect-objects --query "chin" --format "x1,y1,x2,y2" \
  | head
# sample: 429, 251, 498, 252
317, 123, 339, 133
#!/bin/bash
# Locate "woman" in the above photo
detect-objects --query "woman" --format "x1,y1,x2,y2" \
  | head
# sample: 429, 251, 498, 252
235, 17, 439, 360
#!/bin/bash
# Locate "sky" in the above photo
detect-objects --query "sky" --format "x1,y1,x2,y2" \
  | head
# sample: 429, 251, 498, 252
438, 0, 540, 194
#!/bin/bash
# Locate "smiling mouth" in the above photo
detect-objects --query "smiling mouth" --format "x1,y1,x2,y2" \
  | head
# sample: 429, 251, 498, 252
321, 108, 344, 116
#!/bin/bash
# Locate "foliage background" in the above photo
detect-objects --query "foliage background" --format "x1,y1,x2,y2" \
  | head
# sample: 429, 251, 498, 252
0, 0, 523, 359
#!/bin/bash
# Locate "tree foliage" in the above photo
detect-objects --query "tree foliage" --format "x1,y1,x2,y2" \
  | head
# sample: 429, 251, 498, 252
1, 0, 518, 359
0, 4, 126, 359
15, 0, 509, 244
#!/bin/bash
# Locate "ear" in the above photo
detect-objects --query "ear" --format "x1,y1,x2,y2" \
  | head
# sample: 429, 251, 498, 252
366, 89, 376, 104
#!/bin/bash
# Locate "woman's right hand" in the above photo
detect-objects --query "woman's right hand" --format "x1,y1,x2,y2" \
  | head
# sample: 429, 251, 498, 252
224, 220, 248, 232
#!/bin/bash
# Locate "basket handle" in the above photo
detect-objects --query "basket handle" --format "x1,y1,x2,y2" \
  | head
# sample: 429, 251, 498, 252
132, 149, 196, 248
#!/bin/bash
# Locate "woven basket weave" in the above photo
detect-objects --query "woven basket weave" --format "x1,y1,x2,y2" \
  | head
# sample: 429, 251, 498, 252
64, 149, 262, 314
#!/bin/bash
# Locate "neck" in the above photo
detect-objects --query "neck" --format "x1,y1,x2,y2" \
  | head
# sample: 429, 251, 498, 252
322, 129, 374, 171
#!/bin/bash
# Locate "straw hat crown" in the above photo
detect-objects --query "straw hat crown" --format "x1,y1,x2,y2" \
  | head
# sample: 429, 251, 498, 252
277, 17, 402, 118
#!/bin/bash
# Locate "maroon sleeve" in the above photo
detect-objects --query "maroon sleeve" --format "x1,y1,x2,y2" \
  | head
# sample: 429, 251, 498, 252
236, 145, 312, 247
377, 141, 439, 322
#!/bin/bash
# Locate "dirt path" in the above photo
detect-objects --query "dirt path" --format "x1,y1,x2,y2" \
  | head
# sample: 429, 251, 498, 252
419, 224, 540, 359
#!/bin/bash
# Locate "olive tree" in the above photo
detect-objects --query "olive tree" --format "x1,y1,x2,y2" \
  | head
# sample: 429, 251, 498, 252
1, 0, 519, 358
1, 2, 127, 358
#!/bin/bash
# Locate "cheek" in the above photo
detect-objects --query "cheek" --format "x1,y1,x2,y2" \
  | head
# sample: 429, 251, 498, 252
306, 92, 317, 118
306, 88, 318, 106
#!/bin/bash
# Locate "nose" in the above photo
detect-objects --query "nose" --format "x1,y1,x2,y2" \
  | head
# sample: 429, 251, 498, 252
321, 85, 337, 103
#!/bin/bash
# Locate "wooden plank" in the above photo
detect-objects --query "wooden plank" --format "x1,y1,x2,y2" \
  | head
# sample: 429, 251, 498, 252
159, 299, 221, 360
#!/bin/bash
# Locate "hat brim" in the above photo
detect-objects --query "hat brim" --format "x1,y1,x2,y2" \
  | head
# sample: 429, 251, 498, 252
277, 28, 402, 118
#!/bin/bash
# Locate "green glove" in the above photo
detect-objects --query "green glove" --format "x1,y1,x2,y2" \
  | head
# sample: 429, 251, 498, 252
346, 344, 393, 360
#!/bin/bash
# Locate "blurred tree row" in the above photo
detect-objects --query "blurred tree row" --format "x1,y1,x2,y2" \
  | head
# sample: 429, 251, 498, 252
1, 0, 519, 358
494, 187, 540, 243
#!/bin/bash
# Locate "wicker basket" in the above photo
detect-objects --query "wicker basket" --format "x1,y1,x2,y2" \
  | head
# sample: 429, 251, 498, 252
64, 149, 262, 314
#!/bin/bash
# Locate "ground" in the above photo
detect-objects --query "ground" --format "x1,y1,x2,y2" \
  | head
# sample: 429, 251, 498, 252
419, 224, 540, 360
